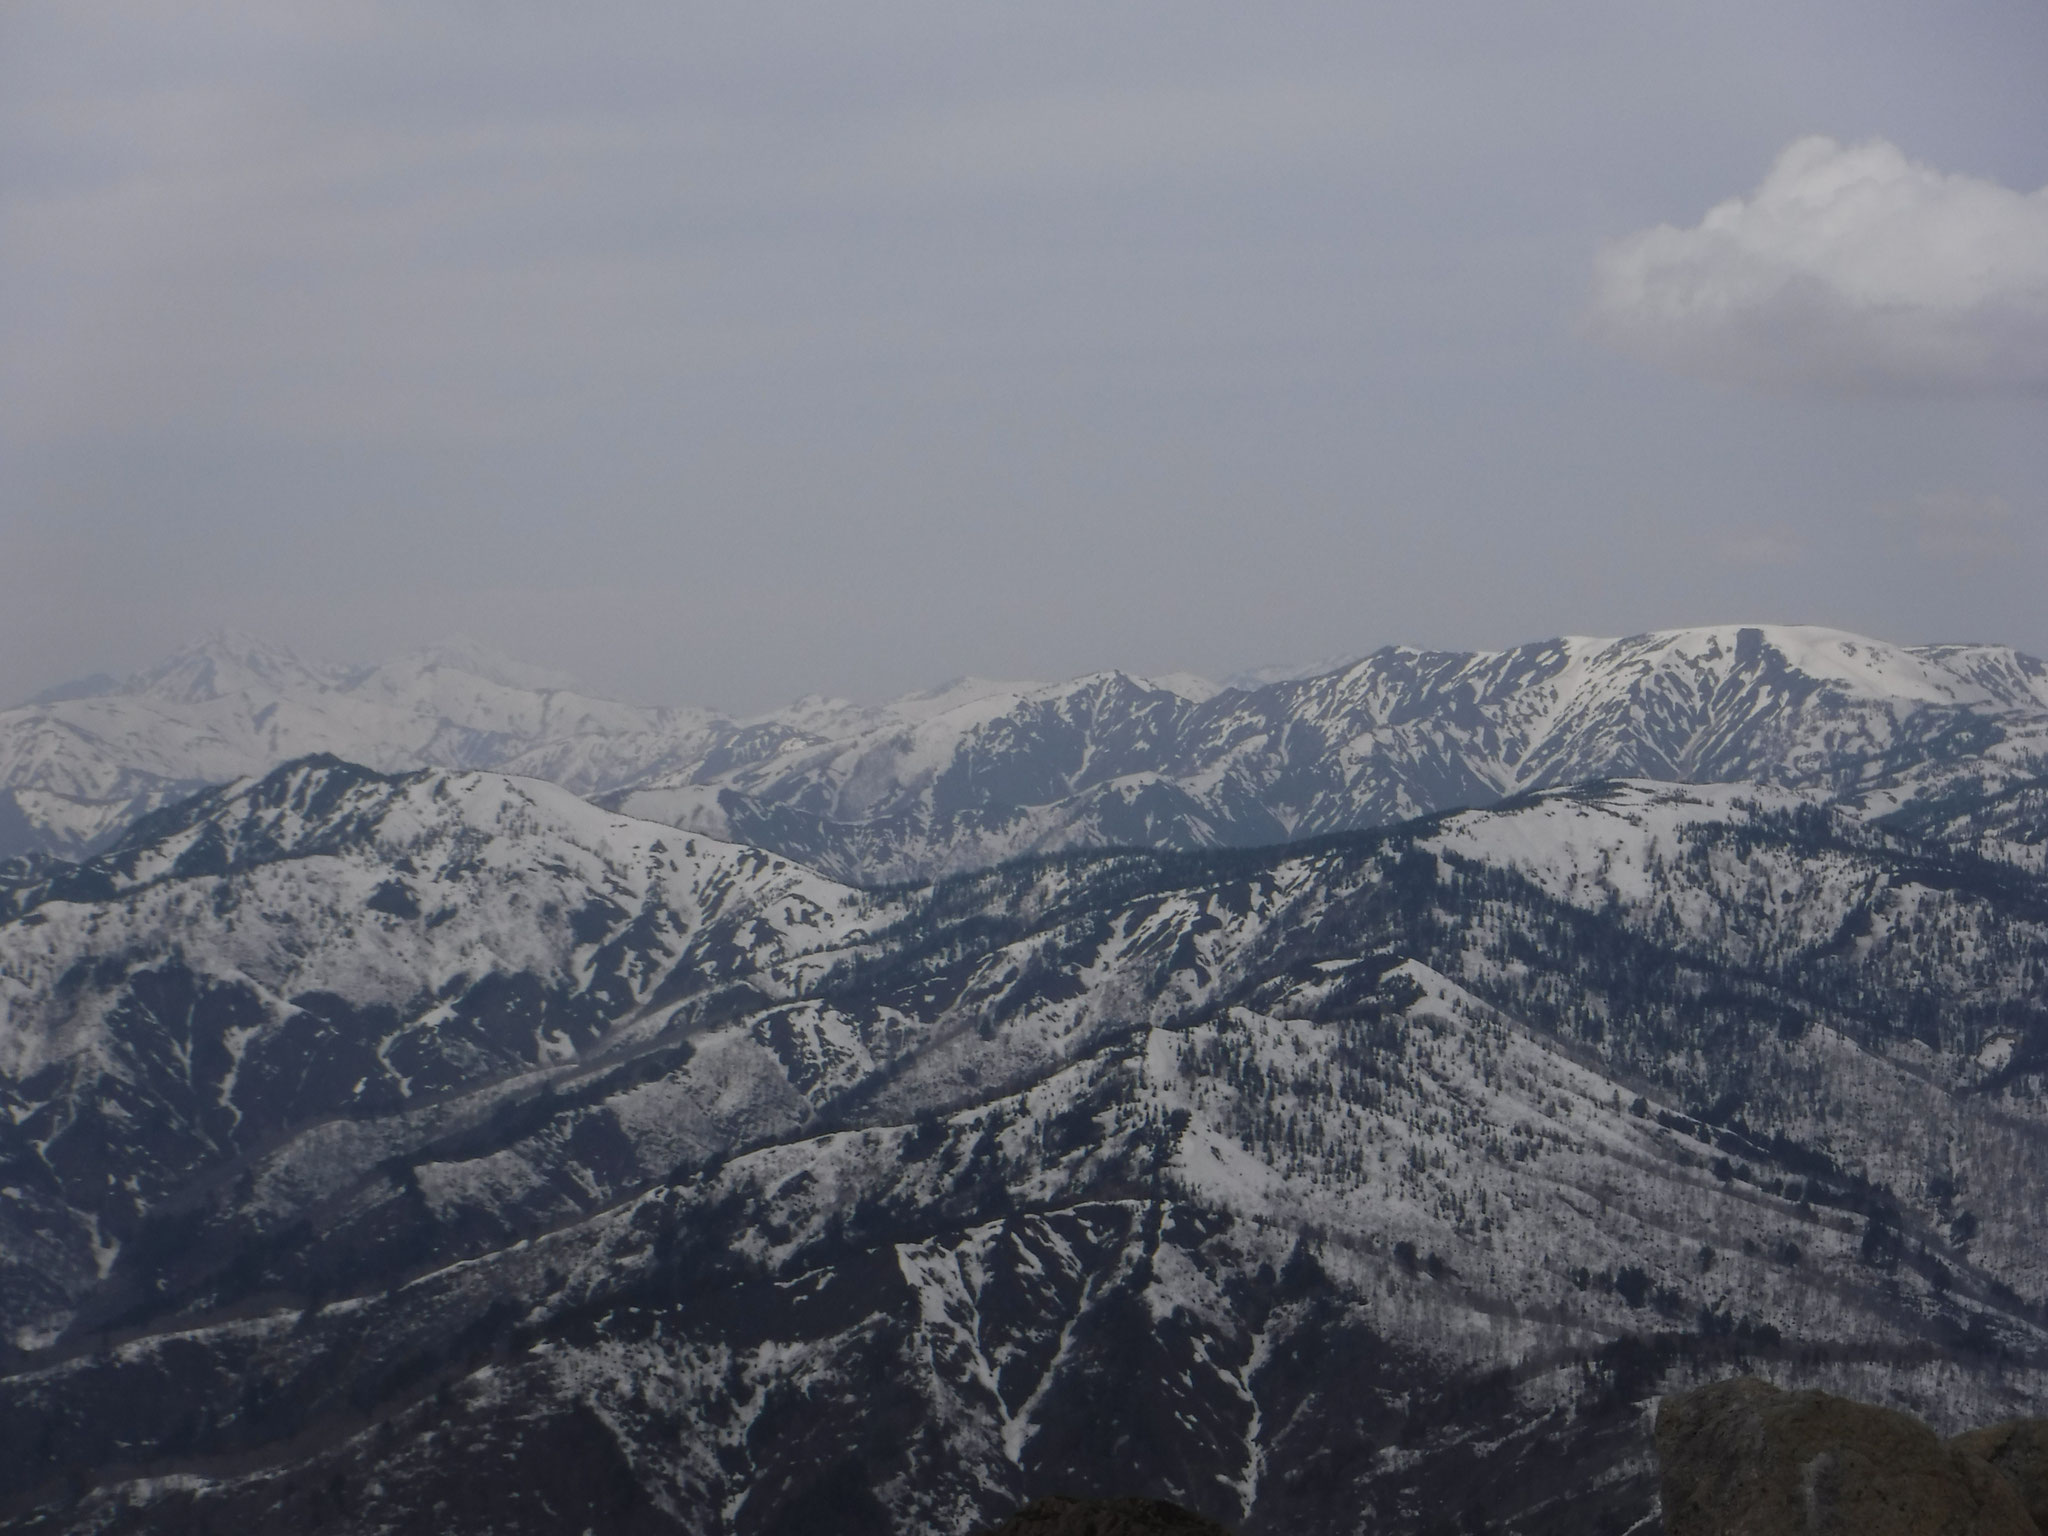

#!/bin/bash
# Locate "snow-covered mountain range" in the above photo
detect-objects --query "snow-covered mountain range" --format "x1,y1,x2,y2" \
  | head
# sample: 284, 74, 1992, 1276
10, 625, 2048, 882
609, 624, 2048, 881
0, 635, 732, 859
9, 756, 2048, 1533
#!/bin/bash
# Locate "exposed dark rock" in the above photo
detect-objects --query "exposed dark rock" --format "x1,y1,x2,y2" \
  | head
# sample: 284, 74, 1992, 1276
1953, 1421, 2048, 1533
1657, 1378, 2038, 1536
975, 1497, 1235, 1536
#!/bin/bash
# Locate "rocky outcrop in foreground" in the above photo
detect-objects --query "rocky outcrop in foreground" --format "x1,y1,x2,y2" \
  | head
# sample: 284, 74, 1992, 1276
1955, 1423, 2048, 1533
1658, 1379, 2048, 1535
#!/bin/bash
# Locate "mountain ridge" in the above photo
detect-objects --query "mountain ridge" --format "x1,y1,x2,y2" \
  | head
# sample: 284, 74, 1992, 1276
10, 754, 2048, 1530
10, 624, 2048, 884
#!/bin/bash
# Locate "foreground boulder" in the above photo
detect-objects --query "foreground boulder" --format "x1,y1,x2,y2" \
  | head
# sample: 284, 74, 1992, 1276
1954, 1421, 2048, 1533
975, 1497, 1236, 1536
1657, 1378, 2038, 1535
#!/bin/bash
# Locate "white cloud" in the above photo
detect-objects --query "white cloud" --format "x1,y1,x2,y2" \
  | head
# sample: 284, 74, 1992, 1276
1591, 136, 2048, 394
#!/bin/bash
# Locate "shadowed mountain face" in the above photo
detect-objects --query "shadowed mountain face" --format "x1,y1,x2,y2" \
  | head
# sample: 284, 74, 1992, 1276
975, 1498, 1237, 1536
10, 759, 2048, 1532
9, 626, 2048, 880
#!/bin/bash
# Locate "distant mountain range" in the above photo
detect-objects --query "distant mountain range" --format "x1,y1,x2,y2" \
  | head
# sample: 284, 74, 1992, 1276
9, 625, 2048, 880
7, 756, 2048, 1532
0, 635, 730, 859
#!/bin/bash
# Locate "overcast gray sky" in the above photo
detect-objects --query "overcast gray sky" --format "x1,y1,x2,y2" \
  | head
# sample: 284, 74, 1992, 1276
4, 1, 2046, 711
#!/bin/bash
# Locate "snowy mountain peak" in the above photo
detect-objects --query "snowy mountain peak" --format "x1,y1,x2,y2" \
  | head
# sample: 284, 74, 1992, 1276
886, 677, 1042, 715
1134, 670, 1224, 703
1567, 624, 2046, 708
129, 630, 340, 705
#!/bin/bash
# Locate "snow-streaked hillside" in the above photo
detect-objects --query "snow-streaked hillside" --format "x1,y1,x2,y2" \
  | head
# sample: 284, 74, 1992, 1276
9, 760, 2048, 1533
12, 626, 2048, 883
0, 634, 734, 858
0, 758, 893, 1351
613, 623, 2048, 880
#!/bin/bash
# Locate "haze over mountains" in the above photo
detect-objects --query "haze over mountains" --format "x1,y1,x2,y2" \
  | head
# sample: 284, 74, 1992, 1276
9, 624, 2048, 880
